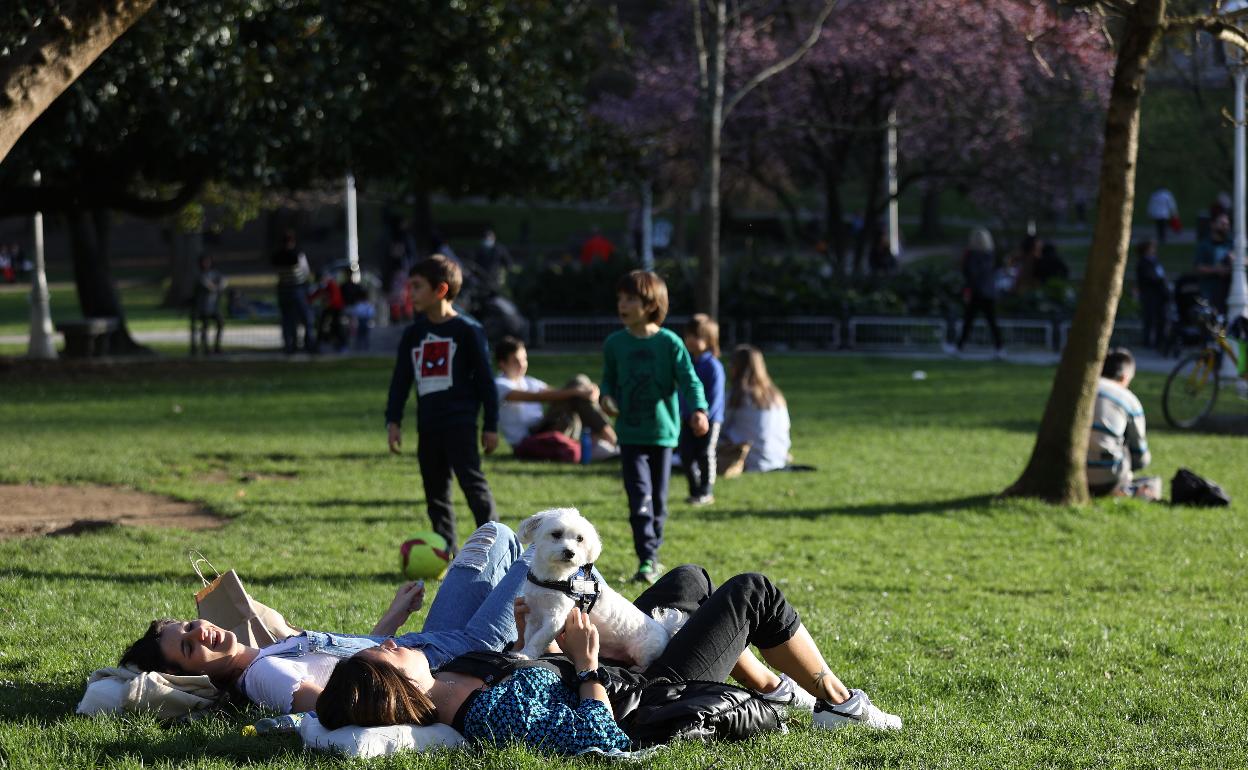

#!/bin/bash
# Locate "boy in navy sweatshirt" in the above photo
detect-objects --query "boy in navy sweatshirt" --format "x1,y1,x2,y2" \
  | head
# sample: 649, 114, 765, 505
385, 255, 499, 553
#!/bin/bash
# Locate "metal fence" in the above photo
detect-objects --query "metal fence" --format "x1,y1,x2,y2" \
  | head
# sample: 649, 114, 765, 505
953, 318, 1054, 351
847, 316, 945, 350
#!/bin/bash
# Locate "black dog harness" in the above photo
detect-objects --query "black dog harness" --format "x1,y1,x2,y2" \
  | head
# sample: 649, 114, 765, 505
527, 564, 601, 613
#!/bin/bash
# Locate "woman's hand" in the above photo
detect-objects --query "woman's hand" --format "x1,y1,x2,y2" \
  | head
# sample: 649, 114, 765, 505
372, 580, 425, 636
562, 608, 600, 672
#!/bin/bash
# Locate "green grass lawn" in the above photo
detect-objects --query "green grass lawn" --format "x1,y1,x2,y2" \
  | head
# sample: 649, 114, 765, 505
0, 354, 1245, 768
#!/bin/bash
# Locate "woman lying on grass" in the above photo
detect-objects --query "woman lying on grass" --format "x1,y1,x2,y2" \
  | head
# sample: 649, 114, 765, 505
316, 566, 901, 755
119, 522, 529, 713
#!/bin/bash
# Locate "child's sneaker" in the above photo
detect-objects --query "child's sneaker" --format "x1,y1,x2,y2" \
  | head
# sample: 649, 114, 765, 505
632, 559, 664, 584
686, 494, 715, 506
812, 689, 902, 731
758, 673, 816, 712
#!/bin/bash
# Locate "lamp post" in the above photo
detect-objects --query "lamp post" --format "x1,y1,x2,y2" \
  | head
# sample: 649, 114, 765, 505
27, 170, 56, 360
1225, 2, 1248, 332
344, 172, 360, 279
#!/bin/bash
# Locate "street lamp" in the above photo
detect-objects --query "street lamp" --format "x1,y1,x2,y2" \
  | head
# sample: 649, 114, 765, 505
1223, 1, 1248, 331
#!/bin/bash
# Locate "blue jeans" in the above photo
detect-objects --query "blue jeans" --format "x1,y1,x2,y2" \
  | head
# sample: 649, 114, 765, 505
395, 522, 532, 666
621, 444, 673, 563
277, 283, 316, 353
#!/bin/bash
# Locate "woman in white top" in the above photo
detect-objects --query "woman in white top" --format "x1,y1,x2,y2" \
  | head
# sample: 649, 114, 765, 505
118, 522, 529, 714
722, 345, 791, 473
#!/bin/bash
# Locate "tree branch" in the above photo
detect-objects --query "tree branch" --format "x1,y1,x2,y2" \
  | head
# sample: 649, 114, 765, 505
1166, 15, 1248, 57
0, 0, 156, 165
723, 0, 840, 119
691, 0, 710, 91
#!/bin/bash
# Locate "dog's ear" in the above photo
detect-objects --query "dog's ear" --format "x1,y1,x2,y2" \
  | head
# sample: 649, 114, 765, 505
582, 519, 603, 563
518, 510, 559, 544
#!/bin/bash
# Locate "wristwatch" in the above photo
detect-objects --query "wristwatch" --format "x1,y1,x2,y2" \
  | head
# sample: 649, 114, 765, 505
577, 667, 611, 686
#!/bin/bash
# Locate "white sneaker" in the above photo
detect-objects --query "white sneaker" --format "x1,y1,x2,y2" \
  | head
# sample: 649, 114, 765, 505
812, 689, 902, 731
757, 673, 817, 712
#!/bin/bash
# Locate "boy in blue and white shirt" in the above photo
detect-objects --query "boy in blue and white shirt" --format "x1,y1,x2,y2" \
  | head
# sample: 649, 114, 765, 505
1087, 348, 1155, 498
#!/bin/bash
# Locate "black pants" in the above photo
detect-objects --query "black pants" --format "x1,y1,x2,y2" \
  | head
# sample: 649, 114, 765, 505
189, 312, 223, 354
417, 424, 497, 552
620, 444, 672, 563
635, 567, 801, 683
678, 422, 720, 498
1154, 218, 1168, 245
957, 295, 1002, 350
1140, 288, 1167, 348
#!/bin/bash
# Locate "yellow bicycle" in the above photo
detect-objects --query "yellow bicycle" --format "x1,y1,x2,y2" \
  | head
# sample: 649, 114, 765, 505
1162, 302, 1241, 428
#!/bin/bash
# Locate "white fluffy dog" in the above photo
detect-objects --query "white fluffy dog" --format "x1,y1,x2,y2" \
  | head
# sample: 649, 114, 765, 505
516, 507, 684, 668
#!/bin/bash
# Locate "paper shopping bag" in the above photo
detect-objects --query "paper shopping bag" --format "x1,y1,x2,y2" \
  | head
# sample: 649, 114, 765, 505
194, 568, 286, 648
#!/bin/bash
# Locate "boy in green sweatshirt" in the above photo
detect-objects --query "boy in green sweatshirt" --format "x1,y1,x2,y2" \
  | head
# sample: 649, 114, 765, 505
602, 270, 708, 583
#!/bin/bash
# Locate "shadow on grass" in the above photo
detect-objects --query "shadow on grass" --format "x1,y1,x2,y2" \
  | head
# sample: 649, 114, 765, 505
686, 494, 996, 519
0, 681, 83, 721
92, 732, 300, 764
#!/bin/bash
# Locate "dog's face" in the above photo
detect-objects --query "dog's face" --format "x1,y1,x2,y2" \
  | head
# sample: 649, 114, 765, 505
518, 508, 603, 580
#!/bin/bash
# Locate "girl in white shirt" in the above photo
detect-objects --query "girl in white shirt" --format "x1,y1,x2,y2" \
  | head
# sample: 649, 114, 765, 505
722, 345, 791, 473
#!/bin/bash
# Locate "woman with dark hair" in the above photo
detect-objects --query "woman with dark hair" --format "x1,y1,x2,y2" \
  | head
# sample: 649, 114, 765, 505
316, 566, 901, 754
119, 523, 529, 714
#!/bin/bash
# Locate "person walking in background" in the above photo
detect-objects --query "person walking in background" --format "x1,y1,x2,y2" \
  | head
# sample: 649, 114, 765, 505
385, 255, 499, 554
602, 270, 708, 584
1195, 212, 1232, 314
1135, 240, 1168, 350
952, 228, 1004, 359
679, 314, 725, 505
311, 268, 348, 353
272, 229, 317, 354
1148, 187, 1179, 244
189, 253, 227, 355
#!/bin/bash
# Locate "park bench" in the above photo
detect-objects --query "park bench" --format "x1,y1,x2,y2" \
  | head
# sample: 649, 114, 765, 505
55, 317, 120, 358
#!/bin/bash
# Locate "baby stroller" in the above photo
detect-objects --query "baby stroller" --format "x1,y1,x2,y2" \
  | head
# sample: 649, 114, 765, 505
1162, 274, 1211, 357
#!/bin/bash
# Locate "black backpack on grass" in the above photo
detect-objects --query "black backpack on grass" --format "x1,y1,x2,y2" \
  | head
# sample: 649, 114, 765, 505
1171, 468, 1230, 507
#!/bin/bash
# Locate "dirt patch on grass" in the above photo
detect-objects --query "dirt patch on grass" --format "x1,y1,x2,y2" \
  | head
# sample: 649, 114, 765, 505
0, 484, 223, 540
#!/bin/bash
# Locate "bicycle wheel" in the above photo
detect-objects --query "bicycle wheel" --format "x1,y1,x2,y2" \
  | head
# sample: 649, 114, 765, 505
1163, 351, 1220, 428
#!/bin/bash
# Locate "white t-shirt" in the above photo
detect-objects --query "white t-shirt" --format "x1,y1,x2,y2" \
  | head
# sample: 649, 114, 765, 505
495, 375, 547, 447
723, 398, 792, 472
237, 638, 342, 713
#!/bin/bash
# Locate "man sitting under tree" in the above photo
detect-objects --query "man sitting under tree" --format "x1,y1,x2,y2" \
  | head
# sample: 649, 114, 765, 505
1086, 348, 1157, 500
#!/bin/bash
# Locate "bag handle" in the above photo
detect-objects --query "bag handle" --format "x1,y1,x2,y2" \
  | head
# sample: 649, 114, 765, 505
188, 550, 221, 586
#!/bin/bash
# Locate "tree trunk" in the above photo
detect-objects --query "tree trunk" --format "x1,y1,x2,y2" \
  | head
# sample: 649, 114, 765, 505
854, 127, 885, 277
918, 184, 944, 241
162, 227, 203, 308
411, 188, 434, 259
823, 168, 846, 277
1002, 0, 1164, 504
0, 0, 155, 165
695, 0, 726, 319
67, 209, 150, 355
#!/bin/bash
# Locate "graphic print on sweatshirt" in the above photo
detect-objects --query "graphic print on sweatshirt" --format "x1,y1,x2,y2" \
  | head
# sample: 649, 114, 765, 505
412, 334, 457, 396
622, 348, 659, 429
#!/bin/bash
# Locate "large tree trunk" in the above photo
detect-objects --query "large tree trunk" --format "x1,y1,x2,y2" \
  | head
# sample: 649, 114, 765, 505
0, 0, 155, 165
694, 0, 726, 319
411, 188, 434, 259
1002, 0, 1164, 504
67, 209, 151, 355
162, 227, 203, 308
823, 168, 846, 277
918, 184, 944, 241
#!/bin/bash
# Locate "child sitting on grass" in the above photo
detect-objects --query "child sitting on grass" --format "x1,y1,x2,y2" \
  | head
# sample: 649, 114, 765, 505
721, 345, 792, 474
602, 270, 708, 584
678, 314, 725, 505
494, 336, 618, 461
